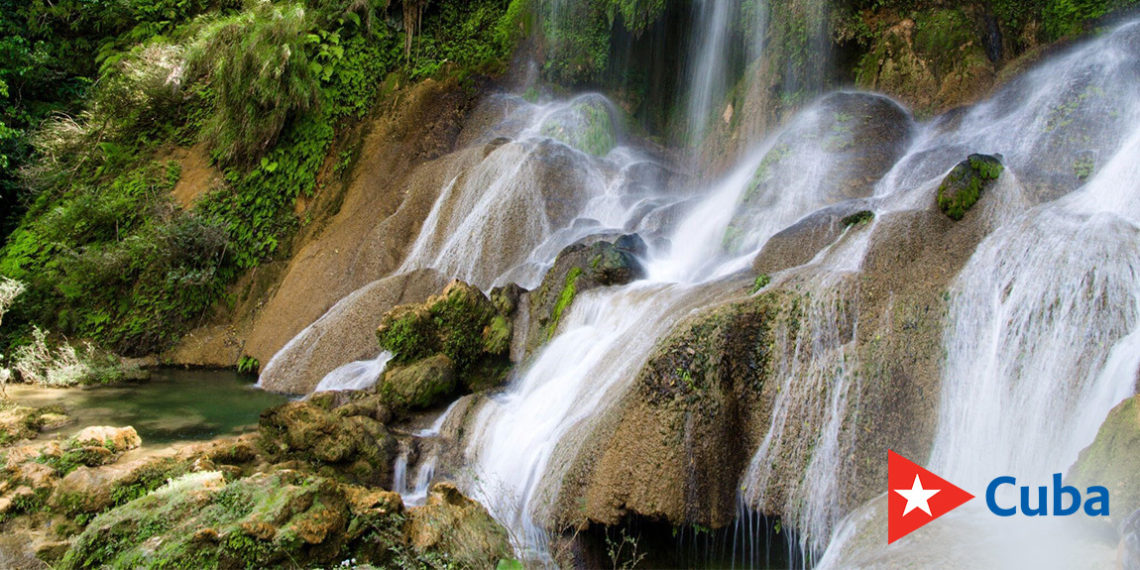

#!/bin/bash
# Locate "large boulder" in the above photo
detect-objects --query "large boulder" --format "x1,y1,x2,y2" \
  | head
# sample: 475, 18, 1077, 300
1069, 395, 1140, 524
563, 291, 784, 529
406, 482, 513, 568
379, 354, 458, 410
74, 426, 141, 453
724, 92, 913, 255
525, 235, 647, 352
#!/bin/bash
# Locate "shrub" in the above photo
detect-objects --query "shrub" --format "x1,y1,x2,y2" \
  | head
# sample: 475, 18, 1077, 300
186, 2, 321, 168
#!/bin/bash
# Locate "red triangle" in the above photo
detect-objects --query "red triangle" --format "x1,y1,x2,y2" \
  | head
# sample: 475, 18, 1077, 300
888, 450, 975, 544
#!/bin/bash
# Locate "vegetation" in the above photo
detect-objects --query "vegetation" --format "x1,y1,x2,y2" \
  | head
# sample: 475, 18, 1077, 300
539, 0, 669, 84
841, 210, 874, 227
0, 0, 530, 361
937, 154, 1003, 221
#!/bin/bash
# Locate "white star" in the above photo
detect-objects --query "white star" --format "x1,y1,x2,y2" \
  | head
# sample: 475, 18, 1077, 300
895, 475, 940, 516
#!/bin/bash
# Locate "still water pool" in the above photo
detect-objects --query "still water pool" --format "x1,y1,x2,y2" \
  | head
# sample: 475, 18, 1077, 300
7, 368, 290, 446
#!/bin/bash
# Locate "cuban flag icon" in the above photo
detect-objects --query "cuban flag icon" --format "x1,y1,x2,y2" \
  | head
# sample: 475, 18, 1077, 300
888, 450, 976, 544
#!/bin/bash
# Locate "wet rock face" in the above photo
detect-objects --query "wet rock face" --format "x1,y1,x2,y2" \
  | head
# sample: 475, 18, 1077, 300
936, 153, 1004, 220
1124, 509, 1140, 570
538, 94, 619, 157
752, 200, 875, 275
1070, 395, 1140, 524
569, 292, 780, 529
525, 234, 648, 352
724, 92, 913, 255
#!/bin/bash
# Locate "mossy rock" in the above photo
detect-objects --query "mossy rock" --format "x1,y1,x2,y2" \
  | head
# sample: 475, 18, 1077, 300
59, 471, 360, 569
1069, 395, 1140, 524
258, 401, 395, 487
526, 235, 647, 352
851, 8, 995, 115
375, 280, 515, 398
379, 354, 458, 410
406, 482, 513, 568
936, 153, 1003, 220
0, 403, 70, 447
564, 290, 787, 530
539, 95, 619, 156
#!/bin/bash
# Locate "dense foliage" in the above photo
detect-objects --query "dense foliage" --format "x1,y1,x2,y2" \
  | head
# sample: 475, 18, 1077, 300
0, 0, 526, 358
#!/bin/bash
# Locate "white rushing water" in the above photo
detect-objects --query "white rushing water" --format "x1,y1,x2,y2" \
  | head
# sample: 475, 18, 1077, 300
312, 351, 393, 393
818, 19, 1140, 568
262, 3, 1140, 567
685, 0, 738, 140
397, 94, 681, 290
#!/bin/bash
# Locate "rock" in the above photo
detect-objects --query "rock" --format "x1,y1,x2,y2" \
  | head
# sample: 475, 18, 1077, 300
936, 153, 1003, 220
406, 483, 513, 568
14, 462, 57, 492
525, 235, 647, 352
59, 471, 349, 569
561, 291, 784, 530
538, 94, 618, 157
1069, 395, 1140, 524
850, 8, 995, 116
74, 426, 141, 453
724, 93, 913, 255
255, 269, 450, 395
380, 354, 458, 410
258, 401, 396, 486
752, 201, 874, 275
1123, 509, 1140, 570
58, 469, 499, 570
375, 280, 513, 394
0, 404, 69, 446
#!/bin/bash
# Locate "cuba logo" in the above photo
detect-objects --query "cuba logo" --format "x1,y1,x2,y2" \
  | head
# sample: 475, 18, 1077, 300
887, 450, 1111, 544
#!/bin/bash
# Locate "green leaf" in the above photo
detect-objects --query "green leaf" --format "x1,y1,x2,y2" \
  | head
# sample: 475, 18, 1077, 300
496, 560, 524, 570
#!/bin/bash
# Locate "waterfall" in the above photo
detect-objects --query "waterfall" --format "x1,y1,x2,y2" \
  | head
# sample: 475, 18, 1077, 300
816, 20, 1140, 568
685, 0, 739, 140
396, 94, 677, 290
256, 2, 1140, 567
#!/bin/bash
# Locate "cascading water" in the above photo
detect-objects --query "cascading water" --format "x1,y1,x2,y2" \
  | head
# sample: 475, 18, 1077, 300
816, 19, 1140, 568
313, 351, 393, 393
262, 2, 1140, 567
397, 94, 679, 290
685, 0, 738, 140
452, 92, 893, 564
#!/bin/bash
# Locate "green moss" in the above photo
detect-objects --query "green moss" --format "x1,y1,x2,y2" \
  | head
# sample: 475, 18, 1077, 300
938, 154, 1003, 221
376, 310, 439, 365
548, 267, 583, 339
750, 274, 772, 294
482, 315, 513, 355
841, 210, 874, 227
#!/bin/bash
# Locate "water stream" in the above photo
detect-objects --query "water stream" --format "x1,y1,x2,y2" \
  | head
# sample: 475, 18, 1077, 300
259, 5, 1140, 568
